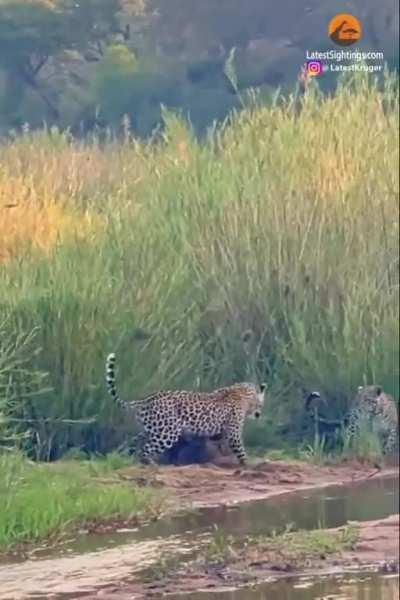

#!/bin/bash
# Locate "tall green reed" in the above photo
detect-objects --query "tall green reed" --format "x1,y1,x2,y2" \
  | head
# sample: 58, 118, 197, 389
0, 71, 398, 457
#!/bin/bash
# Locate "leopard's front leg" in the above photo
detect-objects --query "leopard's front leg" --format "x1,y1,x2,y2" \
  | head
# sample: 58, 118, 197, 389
140, 426, 181, 465
225, 424, 247, 465
345, 408, 360, 446
382, 426, 398, 455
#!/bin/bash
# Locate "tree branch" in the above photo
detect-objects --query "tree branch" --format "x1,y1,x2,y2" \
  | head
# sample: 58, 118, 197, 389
32, 54, 49, 75
18, 64, 59, 120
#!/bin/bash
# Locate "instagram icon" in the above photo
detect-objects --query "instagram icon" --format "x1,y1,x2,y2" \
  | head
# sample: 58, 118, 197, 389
306, 60, 324, 76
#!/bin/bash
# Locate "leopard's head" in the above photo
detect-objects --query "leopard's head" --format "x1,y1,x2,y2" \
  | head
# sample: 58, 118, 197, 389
355, 384, 383, 409
221, 382, 267, 419
241, 382, 266, 419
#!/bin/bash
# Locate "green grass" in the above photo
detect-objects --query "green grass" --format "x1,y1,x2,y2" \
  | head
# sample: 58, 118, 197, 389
0, 70, 398, 458
243, 524, 360, 565
143, 523, 360, 582
342, 415, 386, 463
200, 522, 359, 568
0, 451, 163, 551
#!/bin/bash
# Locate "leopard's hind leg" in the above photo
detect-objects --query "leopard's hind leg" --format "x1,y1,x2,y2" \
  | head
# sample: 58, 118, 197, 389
140, 426, 181, 464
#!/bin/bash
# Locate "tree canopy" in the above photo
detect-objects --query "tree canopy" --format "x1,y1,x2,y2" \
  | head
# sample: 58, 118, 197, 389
0, 0, 128, 118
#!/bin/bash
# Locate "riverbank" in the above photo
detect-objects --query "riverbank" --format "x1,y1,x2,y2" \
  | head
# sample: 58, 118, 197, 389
2, 455, 397, 555
0, 453, 165, 555
116, 458, 398, 509
135, 514, 399, 598
0, 460, 397, 599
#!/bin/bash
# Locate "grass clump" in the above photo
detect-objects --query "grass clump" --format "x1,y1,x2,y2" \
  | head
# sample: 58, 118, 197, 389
254, 524, 359, 561
0, 451, 163, 552
144, 523, 360, 585
0, 71, 398, 458
204, 523, 359, 568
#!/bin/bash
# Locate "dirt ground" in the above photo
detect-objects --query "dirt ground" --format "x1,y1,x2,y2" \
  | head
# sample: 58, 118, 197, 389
117, 458, 398, 509
0, 460, 398, 600
340, 514, 399, 566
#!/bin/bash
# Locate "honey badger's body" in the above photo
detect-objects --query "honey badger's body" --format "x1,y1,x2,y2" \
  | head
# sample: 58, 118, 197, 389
105, 353, 265, 464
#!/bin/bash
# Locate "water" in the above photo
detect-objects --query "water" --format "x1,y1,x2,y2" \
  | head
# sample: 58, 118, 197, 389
40, 474, 398, 557
155, 476, 399, 600
176, 572, 399, 600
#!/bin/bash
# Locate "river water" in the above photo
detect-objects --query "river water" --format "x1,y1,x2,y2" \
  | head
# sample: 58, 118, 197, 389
176, 572, 399, 600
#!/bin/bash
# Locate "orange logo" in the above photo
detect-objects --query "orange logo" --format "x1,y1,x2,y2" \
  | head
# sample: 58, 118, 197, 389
328, 14, 362, 46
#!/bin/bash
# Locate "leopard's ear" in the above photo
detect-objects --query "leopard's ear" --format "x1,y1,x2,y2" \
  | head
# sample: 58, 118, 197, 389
260, 383, 267, 393
376, 385, 383, 396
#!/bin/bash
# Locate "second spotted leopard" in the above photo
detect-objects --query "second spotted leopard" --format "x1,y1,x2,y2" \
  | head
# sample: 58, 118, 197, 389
347, 385, 398, 454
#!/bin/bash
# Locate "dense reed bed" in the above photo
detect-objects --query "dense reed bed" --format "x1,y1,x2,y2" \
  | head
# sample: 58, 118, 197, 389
0, 72, 398, 458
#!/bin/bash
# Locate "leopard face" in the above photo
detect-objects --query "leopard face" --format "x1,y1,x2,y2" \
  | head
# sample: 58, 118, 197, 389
354, 385, 383, 413
226, 382, 266, 419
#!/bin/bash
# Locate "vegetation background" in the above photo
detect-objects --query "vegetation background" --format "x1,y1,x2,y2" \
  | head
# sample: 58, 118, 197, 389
0, 0, 398, 135
0, 0, 399, 461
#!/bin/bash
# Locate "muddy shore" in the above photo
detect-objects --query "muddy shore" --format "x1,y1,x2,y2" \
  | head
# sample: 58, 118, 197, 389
131, 514, 399, 599
0, 461, 398, 600
118, 458, 398, 509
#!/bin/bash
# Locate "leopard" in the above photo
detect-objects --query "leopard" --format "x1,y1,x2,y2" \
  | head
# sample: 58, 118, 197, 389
105, 353, 266, 465
346, 385, 399, 455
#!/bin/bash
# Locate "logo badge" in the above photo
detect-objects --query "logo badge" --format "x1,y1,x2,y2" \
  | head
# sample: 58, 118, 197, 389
329, 14, 362, 46
306, 61, 324, 77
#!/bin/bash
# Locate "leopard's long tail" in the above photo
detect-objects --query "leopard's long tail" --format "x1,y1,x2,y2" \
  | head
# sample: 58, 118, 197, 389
105, 353, 128, 410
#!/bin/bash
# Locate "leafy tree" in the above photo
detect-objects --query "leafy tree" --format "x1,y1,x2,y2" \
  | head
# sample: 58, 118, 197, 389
93, 43, 137, 121
0, 0, 129, 120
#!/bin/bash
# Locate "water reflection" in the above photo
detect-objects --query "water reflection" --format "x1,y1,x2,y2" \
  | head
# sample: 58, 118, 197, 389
27, 475, 399, 558
175, 572, 399, 600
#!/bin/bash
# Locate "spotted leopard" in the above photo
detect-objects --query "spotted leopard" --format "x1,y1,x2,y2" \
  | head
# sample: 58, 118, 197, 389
105, 353, 266, 464
346, 385, 399, 454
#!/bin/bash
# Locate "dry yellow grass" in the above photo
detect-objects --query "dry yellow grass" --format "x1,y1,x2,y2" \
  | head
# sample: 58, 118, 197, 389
0, 170, 103, 262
